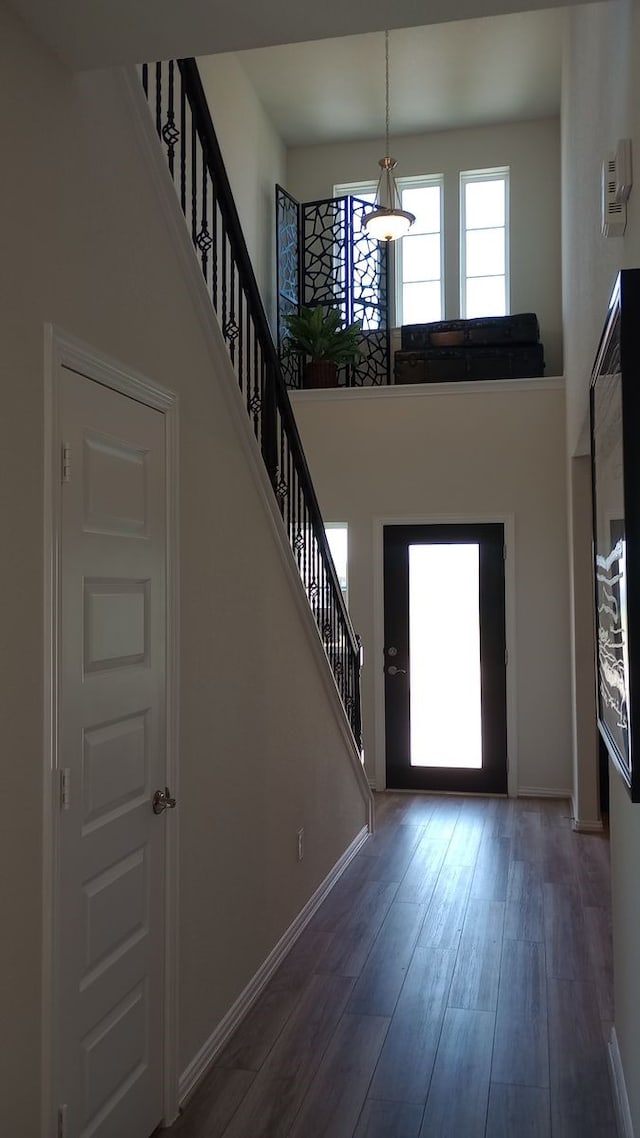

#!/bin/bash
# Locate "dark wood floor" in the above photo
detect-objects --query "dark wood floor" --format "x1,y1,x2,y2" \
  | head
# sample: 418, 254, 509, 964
171, 793, 616, 1138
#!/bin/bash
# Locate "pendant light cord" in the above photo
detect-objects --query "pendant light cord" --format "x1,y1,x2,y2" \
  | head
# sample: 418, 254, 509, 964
385, 30, 390, 157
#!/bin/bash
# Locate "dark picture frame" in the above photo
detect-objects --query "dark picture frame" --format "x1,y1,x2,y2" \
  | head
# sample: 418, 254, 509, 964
590, 268, 640, 801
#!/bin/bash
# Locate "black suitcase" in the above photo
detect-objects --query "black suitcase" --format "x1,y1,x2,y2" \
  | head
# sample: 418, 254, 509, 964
401, 313, 540, 351
394, 344, 545, 384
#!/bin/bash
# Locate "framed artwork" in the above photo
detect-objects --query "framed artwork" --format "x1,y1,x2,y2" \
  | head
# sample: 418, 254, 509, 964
590, 268, 640, 801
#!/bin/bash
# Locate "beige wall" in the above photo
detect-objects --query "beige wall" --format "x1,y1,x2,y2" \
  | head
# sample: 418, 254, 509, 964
562, 0, 640, 1128
287, 117, 562, 376
0, 10, 368, 1134
198, 52, 286, 329
292, 380, 572, 795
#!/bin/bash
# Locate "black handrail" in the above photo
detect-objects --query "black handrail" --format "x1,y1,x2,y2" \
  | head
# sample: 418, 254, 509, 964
141, 59, 362, 749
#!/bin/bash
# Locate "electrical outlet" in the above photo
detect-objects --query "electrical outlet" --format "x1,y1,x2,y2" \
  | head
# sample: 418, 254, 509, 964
297, 828, 304, 862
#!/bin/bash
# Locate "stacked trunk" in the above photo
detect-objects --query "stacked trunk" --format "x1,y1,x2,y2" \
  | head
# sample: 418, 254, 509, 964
394, 313, 544, 384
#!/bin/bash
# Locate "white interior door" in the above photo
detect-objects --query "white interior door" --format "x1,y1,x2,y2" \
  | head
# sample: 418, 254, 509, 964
55, 366, 168, 1138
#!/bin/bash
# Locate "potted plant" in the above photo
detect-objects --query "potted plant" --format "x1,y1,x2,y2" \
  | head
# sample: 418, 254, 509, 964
283, 305, 363, 389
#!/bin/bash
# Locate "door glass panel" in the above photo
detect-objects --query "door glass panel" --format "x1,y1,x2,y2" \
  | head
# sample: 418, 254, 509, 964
409, 543, 482, 768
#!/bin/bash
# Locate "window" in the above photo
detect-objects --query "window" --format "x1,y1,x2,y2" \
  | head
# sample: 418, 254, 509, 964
333, 181, 377, 205
460, 169, 509, 318
396, 176, 444, 325
325, 523, 349, 603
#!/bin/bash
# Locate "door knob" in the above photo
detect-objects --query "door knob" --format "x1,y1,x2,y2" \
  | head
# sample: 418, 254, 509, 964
153, 786, 177, 814
386, 665, 407, 676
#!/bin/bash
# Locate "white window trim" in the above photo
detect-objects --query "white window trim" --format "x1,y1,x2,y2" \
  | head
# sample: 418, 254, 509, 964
395, 174, 444, 328
459, 167, 510, 319
333, 180, 377, 201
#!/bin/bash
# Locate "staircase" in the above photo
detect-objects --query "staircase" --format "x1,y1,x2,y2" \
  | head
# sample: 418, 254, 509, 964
141, 59, 363, 750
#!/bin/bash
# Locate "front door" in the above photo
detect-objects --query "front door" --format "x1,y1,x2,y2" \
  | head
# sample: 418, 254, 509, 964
384, 522, 507, 793
55, 366, 168, 1137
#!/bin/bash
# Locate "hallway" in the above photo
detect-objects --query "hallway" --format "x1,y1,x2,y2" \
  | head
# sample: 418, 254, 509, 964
170, 793, 616, 1137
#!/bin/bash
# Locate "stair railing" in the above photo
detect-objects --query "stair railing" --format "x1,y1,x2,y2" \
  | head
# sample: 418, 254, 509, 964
141, 59, 362, 750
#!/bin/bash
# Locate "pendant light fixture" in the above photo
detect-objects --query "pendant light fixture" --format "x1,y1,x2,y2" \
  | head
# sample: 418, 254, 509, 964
364, 30, 415, 242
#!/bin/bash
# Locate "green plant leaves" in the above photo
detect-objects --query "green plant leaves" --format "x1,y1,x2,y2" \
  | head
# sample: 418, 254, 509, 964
283, 306, 363, 365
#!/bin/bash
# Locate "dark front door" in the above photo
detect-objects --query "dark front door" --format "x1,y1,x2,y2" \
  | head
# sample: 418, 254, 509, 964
384, 522, 508, 793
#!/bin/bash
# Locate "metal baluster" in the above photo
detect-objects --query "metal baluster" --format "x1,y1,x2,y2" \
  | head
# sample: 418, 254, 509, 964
191, 118, 197, 245
165, 61, 176, 176
142, 63, 148, 96
180, 76, 186, 214
155, 62, 162, 135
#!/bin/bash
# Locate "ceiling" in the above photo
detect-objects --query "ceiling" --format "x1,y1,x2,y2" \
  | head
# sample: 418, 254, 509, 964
8, 0, 585, 72
233, 10, 566, 147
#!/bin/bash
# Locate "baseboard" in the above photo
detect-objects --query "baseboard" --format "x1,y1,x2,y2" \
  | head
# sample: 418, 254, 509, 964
571, 817, 604, 832
518, 786, 573, 799
609, 1027, 635, 1138
178, 825, 370, 1103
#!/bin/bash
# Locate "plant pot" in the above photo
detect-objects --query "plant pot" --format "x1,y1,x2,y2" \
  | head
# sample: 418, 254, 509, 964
303, 361, 338, 389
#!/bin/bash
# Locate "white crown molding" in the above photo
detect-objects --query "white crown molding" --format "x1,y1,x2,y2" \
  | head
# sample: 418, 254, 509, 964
291, 376, 564, 403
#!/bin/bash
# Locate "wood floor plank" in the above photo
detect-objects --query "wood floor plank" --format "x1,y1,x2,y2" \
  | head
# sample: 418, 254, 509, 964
448, 899, 505, 1012
395, 836, 448, 904
316, 881, 398, 977
547, 978, 617, 1137
485, 1084, 551, 1137
471, 836, 511, 901
347, 900, 426, 1016
539, 797, 572, 830
512, 806, 544, 863
504, 860, 544, 942
419, 1007, 495, 1138
268, 926, 336, 992
573, 831, 612, 908
368, 947, 455, 1104
498, 939, 546, 1019
221, 972, 355, 1138
543, 882, 592, 981
288, 1014, 390, 1138
169, 1068, 256, 1138
583, 905, 614, 1022
542, 827, 577, 885
491, 1010, 549, 1088
214, 985, 299, 1071
482, 796, 515, 837
423, 796, 462, 841
444, 800, 486, 867
353, 1100, 423, 1138
418, 862, 473, 950
360, 823, 426, 884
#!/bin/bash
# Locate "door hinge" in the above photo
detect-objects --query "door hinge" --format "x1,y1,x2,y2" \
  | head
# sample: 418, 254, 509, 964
61, 443, 71, 483
60, 768, 71, 810
57, 1105, 68, 1138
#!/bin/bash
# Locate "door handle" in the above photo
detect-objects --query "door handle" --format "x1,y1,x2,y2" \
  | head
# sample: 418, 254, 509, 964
386, 665, 407, 676
153, 786, 177, 814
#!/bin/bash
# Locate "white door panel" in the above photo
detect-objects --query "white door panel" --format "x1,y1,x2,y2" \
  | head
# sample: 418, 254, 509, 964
56, 367, 166, 1138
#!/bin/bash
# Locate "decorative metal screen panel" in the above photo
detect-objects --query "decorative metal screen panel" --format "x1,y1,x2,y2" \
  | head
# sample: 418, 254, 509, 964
277, 190, 390, 387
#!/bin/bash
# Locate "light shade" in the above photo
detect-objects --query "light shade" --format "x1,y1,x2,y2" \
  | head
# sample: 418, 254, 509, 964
364, 156, 416, 243
363, 207, 415, 242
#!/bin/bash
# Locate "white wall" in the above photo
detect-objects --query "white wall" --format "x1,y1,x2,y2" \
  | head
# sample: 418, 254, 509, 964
198, 52, 286, 329
0, 10, 368, 1134
287, 117, 562, 376
562, 0, 640, 1129
292, 380, 572, 796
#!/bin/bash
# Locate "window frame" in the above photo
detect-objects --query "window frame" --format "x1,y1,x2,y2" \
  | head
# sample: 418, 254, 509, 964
459, 167, 510, 319
395, 173, 445, 328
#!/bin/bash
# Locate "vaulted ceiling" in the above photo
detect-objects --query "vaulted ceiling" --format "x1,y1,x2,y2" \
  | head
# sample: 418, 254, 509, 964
9, 0, 588, 71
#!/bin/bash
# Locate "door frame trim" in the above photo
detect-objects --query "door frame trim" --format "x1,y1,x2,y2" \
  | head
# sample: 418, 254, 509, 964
42, 325, 180, 1135
372, 513, 517, 796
